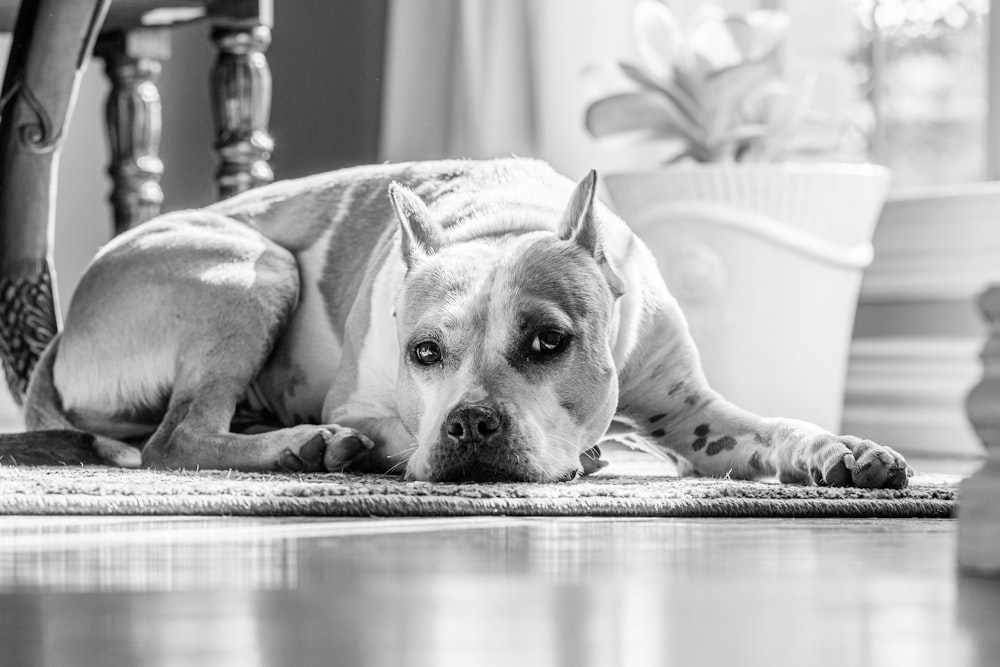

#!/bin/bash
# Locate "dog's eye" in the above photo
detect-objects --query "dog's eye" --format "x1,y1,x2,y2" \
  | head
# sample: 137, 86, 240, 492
530, 330, 569, 355
413, 341, 442, 365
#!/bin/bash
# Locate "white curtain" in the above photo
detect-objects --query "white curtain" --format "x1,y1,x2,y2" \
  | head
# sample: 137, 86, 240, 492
380, 0, 537, 160
379, 0, 640, 176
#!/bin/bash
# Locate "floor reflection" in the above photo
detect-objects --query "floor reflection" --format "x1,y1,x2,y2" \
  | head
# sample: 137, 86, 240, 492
0, 517, 992, 667
0, 516, 956, 592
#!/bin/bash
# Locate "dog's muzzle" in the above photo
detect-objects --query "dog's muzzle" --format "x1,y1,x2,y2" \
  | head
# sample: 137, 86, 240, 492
429, 402, 529, 482
443, 403, 504, 448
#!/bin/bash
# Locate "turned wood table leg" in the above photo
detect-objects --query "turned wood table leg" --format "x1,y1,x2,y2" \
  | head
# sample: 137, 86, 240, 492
209, 6, 274, 199
961, 285, 1000, 575
95, 30, 169, 236
0, 0, 110, 404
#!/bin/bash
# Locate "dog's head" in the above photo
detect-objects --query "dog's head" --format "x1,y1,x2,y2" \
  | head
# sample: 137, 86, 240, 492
389, 172, 624, 482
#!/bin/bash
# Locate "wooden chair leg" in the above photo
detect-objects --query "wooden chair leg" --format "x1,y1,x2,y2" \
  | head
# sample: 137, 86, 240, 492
961, 285, 1000, 575
95, 29, 169, 236
0, 0, 111, 404
209, 7, 274, 199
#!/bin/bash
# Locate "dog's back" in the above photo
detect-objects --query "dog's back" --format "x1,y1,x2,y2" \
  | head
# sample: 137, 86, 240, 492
206, 157, 571, 251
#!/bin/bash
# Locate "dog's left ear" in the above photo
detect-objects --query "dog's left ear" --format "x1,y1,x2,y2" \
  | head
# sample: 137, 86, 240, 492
558, 170, 625, 297
389, 182, 442, 269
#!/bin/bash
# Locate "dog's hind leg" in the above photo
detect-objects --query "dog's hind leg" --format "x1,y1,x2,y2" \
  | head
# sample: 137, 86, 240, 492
23, 336, 142, 467
128, 244, 373, 472
50, 212, 373, 472
140, 372, 374, 473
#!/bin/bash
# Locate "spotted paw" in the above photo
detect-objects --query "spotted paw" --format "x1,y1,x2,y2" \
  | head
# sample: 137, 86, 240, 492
810, 435, 912, 489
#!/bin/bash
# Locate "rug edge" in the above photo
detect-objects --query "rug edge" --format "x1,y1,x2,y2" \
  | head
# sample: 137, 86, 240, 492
0, 493, 957, 519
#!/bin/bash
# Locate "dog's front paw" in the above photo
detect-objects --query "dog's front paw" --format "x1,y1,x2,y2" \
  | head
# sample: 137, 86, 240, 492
275, 425, 374, 473
320, 425, 376, 472
807, 435, 912, 489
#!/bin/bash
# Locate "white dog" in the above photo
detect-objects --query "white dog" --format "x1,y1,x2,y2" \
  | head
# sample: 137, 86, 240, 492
8, 158, 909, 487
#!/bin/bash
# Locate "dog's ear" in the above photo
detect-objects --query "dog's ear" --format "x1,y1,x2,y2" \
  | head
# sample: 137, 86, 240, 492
558, 170, 625, 297
389, 183, 441, 268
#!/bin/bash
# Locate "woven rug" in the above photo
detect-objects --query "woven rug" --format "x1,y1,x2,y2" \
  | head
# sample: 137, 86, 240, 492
0, 459, 958, 518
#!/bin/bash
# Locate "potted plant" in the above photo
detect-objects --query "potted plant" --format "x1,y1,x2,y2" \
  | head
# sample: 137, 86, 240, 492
583, 0, 891, 432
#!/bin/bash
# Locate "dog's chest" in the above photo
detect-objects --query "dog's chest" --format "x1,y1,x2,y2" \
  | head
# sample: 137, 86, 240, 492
251, 231, 349, 424
251, 227, 401, 426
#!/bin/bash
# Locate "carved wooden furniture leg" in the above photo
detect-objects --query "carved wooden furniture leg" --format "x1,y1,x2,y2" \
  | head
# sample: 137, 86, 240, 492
209, 3, 274, 199
95, 29, 169, 236
0, 0, 111, 404
961, 285, 1000, 575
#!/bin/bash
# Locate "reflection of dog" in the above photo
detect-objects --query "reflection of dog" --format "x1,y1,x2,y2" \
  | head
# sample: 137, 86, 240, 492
11, 158, 909, 486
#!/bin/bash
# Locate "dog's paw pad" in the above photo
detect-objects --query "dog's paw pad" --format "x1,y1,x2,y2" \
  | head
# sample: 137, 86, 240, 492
820, 437, 909, 489
299, 433, 328, 464
277, 432, 328, 473
849, 442, 909, 489
322, 427, 375, 472
816, 455, 853, 487
855, 461, 909, 490
802, 436, 910, 489
882, 463, 910, 490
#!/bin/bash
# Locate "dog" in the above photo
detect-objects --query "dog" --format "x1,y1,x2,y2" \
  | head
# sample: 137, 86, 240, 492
9, 158, 909, 487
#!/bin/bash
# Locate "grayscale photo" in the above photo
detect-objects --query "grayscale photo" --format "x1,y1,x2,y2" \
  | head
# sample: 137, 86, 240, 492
0, 1, 994, 666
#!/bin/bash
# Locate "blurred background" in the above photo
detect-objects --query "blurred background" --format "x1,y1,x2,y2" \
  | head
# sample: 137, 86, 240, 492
0, 0, 994, 469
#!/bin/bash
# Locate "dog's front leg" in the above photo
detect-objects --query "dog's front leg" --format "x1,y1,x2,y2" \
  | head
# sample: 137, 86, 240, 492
615, 292, 910, 488
621, 387, 910, 488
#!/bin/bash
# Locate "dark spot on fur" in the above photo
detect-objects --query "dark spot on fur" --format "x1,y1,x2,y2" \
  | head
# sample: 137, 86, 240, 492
692, 437, 707, 451
650, 429, 666, 438
649, 413, 666, 423
668, 382, 684, 396
684, 395, 697, 406
694, 424, 710, 437
749, 451, 763, 471
666, 452, 678, 464
705, 436, 737, 456
754, 432, 771, 446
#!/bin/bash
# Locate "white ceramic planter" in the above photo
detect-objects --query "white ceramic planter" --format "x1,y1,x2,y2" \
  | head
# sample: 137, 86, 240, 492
605, 163, 891, 431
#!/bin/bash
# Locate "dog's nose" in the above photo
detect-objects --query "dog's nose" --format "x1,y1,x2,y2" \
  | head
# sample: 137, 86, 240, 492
443, 403, 502, 446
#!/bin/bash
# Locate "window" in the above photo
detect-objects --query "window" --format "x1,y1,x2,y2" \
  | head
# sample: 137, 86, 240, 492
851, 0, 990, 188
